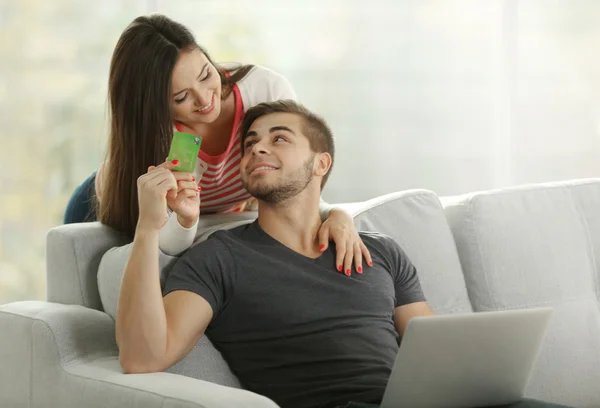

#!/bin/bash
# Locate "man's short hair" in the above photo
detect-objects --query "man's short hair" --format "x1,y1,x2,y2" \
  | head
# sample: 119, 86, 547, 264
240, 100, 335, 189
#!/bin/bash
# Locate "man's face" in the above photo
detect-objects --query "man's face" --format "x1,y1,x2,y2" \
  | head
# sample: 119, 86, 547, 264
240, 112, 316, 204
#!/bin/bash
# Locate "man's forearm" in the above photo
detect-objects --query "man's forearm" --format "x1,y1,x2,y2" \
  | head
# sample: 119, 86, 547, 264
116, 229, 168, 372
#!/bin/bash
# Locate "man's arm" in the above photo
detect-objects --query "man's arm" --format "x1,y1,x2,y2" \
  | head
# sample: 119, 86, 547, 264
116, 165, 211, 374
116, 229, 213, 373
394, 302, 434, 337
373, 234, 434, 336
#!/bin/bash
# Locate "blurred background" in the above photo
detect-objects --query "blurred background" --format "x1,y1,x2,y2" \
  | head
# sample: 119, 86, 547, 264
1, 0, 600, 303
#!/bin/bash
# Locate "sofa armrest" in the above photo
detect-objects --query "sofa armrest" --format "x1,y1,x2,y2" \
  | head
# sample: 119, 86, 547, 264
46, 222, 131, 310
0, 301, 278, 408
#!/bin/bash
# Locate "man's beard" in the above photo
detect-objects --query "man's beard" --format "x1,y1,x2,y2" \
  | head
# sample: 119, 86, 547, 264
244, 156, 315, 204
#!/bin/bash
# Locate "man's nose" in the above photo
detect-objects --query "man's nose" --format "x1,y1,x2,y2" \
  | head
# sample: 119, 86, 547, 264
251, 142, 269, 155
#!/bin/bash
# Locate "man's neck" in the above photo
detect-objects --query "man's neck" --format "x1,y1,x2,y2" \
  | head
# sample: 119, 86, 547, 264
257, 192, 323, 258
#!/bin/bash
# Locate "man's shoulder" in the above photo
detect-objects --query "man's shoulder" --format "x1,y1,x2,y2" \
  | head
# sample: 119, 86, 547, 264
358, 231, 398, 251
190, 222, 256, 252
175, 225, 251, 271
358, 230, 411, 262
209, 222, 255, 241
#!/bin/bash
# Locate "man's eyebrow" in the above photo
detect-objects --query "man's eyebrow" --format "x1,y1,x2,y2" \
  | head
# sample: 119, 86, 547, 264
172, 62, 208, 96
269, 125, 295, 135
244, 125, 295, 142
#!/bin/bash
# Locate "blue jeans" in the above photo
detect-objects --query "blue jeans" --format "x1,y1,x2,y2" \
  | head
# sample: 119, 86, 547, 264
63, 172, 97, 224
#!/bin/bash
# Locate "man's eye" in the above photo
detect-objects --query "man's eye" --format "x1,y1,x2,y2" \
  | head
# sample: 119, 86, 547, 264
245, 141, 255, 149
274, 136, 286, 142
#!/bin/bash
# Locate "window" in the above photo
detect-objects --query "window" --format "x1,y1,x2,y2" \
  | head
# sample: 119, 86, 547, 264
2, 0, 599, 302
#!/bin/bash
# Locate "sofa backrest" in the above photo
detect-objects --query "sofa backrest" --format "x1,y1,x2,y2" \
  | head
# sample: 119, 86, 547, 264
444, 179, 600, 407
350, 190, 472, 315
46, 189, 473, 389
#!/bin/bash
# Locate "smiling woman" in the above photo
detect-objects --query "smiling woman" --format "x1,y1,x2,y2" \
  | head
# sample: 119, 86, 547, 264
63, 13, 372, 274
171, 56, 221, 124
97, 18, 259, 231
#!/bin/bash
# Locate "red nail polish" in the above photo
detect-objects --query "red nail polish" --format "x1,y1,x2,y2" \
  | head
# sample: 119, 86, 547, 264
368, 261, 373, 267
345, 269, 351, 276
357, 266, 363, 273
192, 176, 196, 181
172, 159, 179, 165
319, 244, 326, 251
198, 186, 202, 191
337, 265, 342, 272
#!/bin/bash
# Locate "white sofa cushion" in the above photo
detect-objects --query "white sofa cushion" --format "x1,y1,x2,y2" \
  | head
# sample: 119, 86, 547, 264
444, 179, 600, 408
350, 190, 472, 315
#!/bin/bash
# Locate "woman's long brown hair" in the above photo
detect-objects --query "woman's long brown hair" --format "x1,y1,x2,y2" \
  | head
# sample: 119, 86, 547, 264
98, 14, 253, 237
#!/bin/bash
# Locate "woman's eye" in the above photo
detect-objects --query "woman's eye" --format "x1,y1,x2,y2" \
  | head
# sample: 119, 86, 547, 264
201, 69, 212, 82
175, 94, 187, 103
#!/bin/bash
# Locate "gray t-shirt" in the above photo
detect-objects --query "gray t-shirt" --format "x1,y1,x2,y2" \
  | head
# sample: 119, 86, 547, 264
163, 220, 425, 408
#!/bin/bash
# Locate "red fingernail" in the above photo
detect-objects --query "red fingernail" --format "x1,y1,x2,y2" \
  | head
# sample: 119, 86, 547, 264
368, 261, 373, 267
337, 265, 342, 272
357, 266, 363, 273
192, 176, 196, 181
319, 244, 326, 251
172, 159, 179, 165
345, 269, 351, 276
198, 186, 202, 191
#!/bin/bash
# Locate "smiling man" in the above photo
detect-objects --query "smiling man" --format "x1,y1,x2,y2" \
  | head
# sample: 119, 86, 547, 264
115, 100, 572, 408
116, 99, 434, 408
240, 106, 331, 205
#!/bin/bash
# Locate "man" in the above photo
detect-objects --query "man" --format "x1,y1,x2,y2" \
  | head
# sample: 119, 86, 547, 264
115, 101, 567, 408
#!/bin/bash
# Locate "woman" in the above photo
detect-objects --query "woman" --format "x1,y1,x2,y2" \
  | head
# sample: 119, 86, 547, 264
65, 14, 371, 273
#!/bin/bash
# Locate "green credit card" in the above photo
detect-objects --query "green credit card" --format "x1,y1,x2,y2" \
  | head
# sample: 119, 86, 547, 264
167, 131, 202, 173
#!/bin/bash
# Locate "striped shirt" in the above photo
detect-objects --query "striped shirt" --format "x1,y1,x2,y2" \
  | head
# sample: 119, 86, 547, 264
97, 65, 296, 215
175, 83, 252, 214
158, 65, 298, 255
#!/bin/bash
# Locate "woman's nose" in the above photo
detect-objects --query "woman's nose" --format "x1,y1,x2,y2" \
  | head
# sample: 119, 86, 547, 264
191, 87, 210, 107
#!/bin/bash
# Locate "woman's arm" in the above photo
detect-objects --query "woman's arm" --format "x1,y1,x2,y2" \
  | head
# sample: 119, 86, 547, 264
317, 198, 373, 276
95, 162, 105, 200
158, 213, 198, 256
100, 159, 199, 256
270, 69, 297, 101
318, 197, 335, 221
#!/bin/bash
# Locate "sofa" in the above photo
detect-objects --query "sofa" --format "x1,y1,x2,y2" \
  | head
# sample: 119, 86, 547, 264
1, 178, 599, 408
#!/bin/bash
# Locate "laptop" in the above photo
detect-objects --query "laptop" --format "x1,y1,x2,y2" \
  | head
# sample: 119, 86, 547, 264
380, 307, 553, 408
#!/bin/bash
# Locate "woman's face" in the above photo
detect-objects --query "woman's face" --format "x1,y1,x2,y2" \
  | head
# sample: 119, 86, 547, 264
171, 48, 222, 125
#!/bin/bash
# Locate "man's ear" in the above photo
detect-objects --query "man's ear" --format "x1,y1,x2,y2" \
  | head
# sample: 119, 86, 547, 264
314, 152, 332, 178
